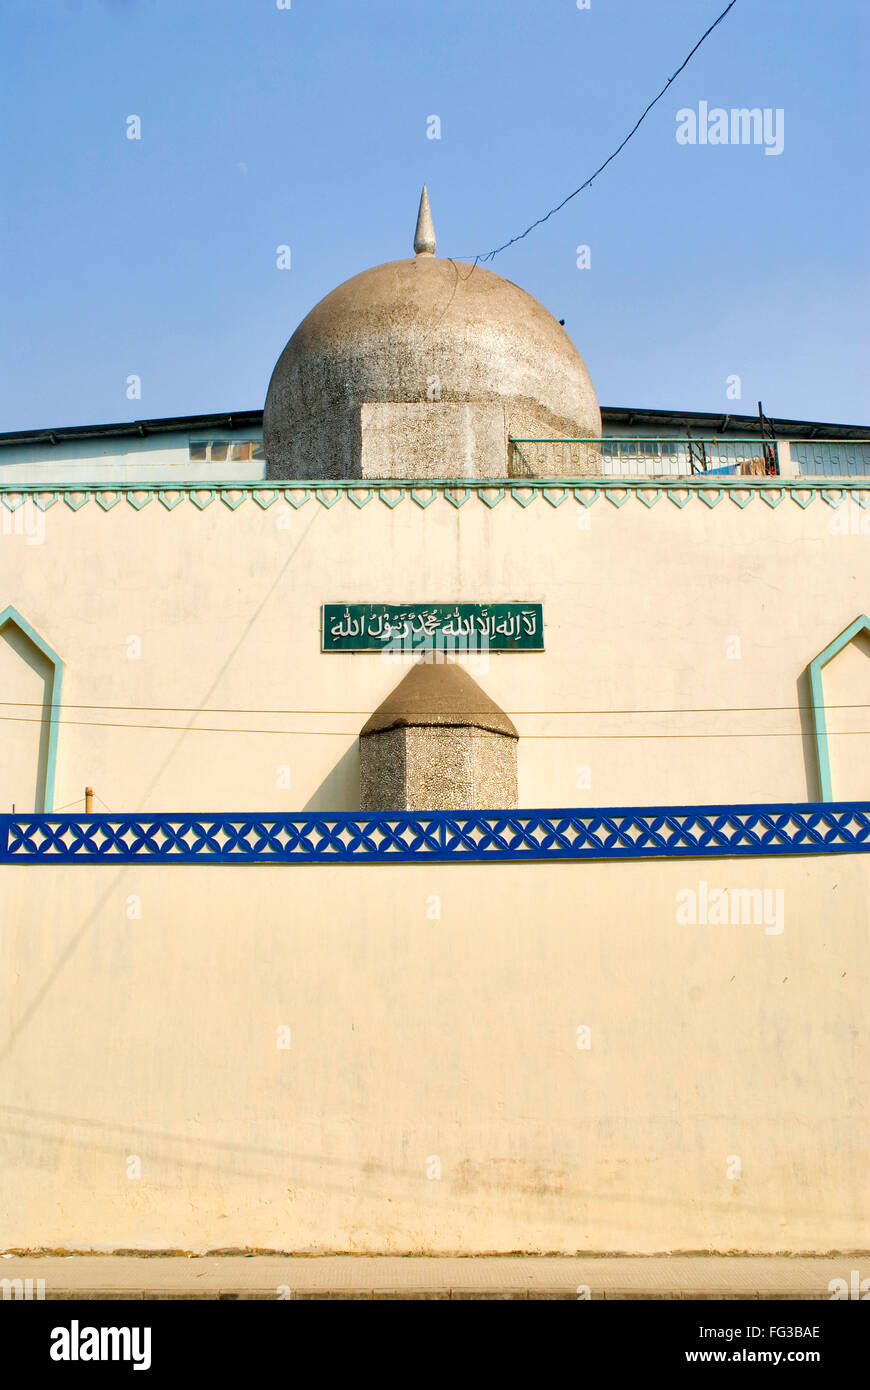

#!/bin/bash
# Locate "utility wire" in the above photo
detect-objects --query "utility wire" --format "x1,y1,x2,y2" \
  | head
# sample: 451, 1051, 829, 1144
52, 790, 113, 812
460, 0, 739, 264
0, 714, 867, 742
0, 699, 866, 716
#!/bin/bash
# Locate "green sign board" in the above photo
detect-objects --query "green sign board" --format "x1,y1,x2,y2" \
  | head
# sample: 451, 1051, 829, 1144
322, 603, 544, 652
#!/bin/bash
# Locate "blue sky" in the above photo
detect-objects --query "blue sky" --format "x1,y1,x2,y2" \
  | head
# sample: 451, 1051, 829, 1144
1, 0, 867, 431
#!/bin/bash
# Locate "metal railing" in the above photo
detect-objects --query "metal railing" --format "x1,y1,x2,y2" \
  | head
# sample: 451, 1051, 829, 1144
510, 437, 779, 478
790, 440, 870, 478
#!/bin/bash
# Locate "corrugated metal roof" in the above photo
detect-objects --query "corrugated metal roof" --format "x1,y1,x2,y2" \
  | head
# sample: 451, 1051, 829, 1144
1, 405, 867, 449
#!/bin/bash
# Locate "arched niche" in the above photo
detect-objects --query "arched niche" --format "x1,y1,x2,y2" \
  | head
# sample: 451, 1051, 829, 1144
808, 614, 870, 802
0, 606, 63, 812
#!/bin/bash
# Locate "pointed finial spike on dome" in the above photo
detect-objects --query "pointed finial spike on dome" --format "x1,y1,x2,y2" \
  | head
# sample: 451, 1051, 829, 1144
414, 185, 436, 256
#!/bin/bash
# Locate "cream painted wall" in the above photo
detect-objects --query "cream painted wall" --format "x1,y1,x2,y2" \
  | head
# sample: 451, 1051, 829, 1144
0, 855, 866, 1254
0, 488, 868, 813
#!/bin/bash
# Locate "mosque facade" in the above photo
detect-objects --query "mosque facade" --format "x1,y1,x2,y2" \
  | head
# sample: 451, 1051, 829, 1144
0, 192, 868, 1256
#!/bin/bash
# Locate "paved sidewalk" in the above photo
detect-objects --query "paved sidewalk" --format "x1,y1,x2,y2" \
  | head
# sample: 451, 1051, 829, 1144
0, 1254, 859, 1299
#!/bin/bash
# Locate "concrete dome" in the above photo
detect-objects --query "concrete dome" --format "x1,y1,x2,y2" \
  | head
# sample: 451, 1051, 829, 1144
264, 191, 600, 479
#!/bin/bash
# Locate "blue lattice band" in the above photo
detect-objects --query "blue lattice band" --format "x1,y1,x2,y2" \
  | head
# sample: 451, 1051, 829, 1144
1, 804, 868, 864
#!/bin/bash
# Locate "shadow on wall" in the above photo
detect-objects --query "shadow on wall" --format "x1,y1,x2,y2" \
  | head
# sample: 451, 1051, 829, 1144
303, 742, 360, 813
796, 667, 821, 802
0, 621, 53, 812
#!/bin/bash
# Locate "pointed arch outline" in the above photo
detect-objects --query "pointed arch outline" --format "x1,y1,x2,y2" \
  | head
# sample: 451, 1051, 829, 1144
809, 613, 870, 802
0, 605, 64, 812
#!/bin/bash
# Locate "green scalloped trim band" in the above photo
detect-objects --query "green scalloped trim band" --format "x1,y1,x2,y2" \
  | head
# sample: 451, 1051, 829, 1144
1, 479, 867, 514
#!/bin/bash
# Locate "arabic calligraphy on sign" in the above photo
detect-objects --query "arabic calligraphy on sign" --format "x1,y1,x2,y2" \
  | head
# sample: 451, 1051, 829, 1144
322, 603, 544, 651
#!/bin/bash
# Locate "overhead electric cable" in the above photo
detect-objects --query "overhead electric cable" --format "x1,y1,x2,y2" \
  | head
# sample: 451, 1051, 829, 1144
0, 715, 867, 742
0, 698, 866, 717
458, 0, 738, 263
